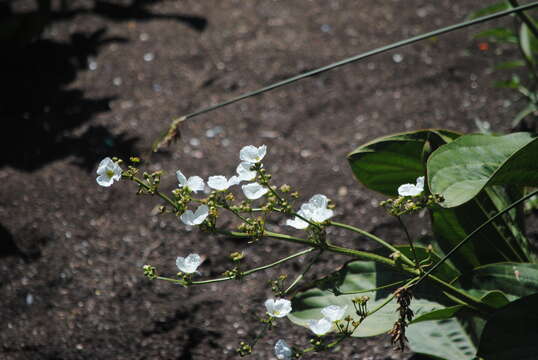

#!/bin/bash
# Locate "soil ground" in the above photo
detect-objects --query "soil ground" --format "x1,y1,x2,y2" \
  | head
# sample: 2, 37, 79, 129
1, 1, 535, 359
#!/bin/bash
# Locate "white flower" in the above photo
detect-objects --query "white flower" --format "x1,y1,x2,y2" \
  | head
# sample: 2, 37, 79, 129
176, 170, 205, 193
321, 304, 347, 322
180, 204, 209, 226
96, 157, 122, 187
286, 194, 333, 229
307, 317, 332, 336
274, 339, 292, 360
264, 298, 292, 318
236, 162, 256, 181
397, 176, 425, 197
240, 145, 267, 163
285, 209, 310, 229
242, 182, 269, 200
176, 253, 202, 274
207, 175, 240, 191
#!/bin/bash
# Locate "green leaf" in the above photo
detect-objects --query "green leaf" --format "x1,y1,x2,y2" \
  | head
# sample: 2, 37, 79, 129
407, 318, 476, 360
410, 305, 464, 324
467, 2, 509, 20
347, 129, 460, 196
512, 103, 537, 128
427, 132, 538, 208
495, 60, 525, 70
477, 294, 538, 360
519, 23, 537, 64
288, 261, 447, 337
474, 27, 517, 43
458, 262, 538, 301
479, 290, 510, 308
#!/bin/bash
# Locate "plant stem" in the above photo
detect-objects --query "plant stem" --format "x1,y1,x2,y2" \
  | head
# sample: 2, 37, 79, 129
509, 0, 538, 39
396, 216, 421, 271
158, 2, 538, 130
283, 250, 323, 295
157, 247, 316, 286
328, 221, 415, 267
413, 189, 538, 289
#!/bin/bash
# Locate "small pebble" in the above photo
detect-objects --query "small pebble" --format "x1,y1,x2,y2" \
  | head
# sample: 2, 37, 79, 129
143, 52, 154, 62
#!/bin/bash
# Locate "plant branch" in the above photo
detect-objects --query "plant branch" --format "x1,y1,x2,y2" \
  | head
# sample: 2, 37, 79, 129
156, 1, 538, 139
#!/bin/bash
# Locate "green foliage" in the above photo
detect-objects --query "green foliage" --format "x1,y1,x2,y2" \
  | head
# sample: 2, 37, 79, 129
477, 294, 538, 360
407, 318, 476, 360
427, 133, 538, 208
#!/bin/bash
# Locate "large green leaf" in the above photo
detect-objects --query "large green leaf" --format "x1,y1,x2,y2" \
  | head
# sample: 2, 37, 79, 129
458, 262, 538, 301
347, 129, 460, 196
427, 132, 538, 208
477, 294, 538, 360
288, 261, 448, 337
407, 318, 476, 360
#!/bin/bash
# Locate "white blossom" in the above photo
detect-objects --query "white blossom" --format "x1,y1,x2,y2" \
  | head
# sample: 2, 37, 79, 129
207, 175, 240, 191
176, 253, 202, 274
285, 209, 310, 229
274, 339, 292, 360
180, 204, 209, 226
397, 176, 425, 197
240, 145, 267, 163
321, 304, 347, 322
242, 182, 269, 200
176, 170, 205, 193
236, 162, 256, 181
307, 317, 332, 336
286, 194, 333, 229
96, 157, 122, 187
264, 298, 292, 318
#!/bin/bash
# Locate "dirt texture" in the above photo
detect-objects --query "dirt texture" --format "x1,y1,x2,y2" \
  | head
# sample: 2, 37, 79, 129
1, 1, 534, 359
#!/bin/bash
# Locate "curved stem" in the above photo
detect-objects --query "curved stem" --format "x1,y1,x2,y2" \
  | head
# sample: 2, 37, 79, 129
329, 221, 415, 267
396, 216, 421, 271
156, 2, 538, 133
284, 250, 323, 295
157, 247, 316, 286
413, 189, 538, 289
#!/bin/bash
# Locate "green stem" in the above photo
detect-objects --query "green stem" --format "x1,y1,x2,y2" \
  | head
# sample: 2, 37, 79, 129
328, 221, 415, 267
157, 247, 316, 286
413, 189, 538, 289
332, 279, 409, 296
509, 0, 538, 39
133, 177, 178, 209
284, 250, 323, 295
158, 2, 538, 128
396, 216, 421, 271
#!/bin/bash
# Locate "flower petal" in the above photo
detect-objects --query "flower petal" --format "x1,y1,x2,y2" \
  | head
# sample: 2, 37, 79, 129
176, 253, 202, 273
239, 145, 266, 163
187, 176, 205, 193
307, 318, 332, 336
96, 174, 113, 187
176, 170, 187, 187
208, 175, 229, 191
236, 161, 256, 181
415, 176, 425, 191
192, 205, 209, 224
286, 216, 309, 229
242, 182, 268, 200
274, 339, 292, 360
398, 183, 422, 197
321, 305, 347, 322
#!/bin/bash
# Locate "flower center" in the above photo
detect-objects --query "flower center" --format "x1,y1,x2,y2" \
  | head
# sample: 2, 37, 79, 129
106, 169, 115, 177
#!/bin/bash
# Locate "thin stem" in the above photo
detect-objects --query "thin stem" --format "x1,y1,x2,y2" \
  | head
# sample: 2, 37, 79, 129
283, 250, 323, 295
157, 247, 316, 286
509, 0, 538, 39
413, 189, 538, 289
132, 177, 178, 209
328, 221, 415, 267
396, 216, 420, 271
332, 278, 409, 296
159, 2, 538, 127
367, 277, 419, 317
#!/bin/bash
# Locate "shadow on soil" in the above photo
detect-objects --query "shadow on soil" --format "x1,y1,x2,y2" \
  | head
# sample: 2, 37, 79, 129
0, 0, 207, 171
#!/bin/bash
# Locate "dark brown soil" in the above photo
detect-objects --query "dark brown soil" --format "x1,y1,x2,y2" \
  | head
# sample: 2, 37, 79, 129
1, 1, 533, 359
